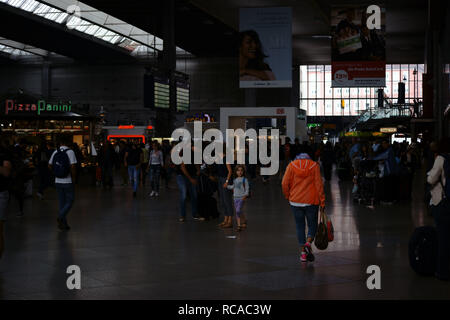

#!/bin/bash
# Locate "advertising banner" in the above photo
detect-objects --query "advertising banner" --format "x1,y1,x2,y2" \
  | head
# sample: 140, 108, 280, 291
239, 7, 292, 88
331, 5, 386, 87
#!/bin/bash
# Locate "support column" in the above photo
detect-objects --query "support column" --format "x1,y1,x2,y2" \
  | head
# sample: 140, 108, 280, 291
41, 61, 51, 99
159, 0, 176, 137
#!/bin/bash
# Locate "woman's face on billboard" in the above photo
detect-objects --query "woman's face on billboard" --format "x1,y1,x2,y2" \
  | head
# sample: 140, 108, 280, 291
240, 35, 258, 59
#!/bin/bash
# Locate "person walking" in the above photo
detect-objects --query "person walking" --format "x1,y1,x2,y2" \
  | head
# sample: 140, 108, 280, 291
149, 141, 163, 197
124, 142, 143, 198
34, 142, 51, 200
282, 153, 326, 263
227, 165, 250, 232
48, 135, 78, 231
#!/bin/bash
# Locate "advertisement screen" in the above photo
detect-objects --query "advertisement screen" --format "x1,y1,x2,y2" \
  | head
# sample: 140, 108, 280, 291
331, 5, 386, 87
239, 7, 292, 88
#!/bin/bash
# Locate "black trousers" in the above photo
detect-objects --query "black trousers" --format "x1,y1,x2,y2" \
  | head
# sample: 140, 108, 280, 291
323, 163, 332, 181
433, 200, 450, 278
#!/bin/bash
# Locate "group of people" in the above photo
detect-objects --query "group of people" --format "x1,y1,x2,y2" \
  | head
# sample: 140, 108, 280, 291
97, 139, 174, 198
0, 133, 449, 280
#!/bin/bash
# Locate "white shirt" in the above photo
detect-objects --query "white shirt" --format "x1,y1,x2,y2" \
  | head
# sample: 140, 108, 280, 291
49, 146, 77, 184
427, 155, 447, 206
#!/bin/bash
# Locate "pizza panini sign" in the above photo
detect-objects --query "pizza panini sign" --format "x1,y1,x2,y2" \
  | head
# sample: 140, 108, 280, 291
5, 99, 72, 115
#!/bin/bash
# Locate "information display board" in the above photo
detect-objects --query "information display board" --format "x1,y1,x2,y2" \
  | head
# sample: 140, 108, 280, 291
154, 76, 170, 109
176, 79, 190, 112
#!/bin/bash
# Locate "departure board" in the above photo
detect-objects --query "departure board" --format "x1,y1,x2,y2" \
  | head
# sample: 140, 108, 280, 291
154, 76, 170, 109
176, 79, 190, 112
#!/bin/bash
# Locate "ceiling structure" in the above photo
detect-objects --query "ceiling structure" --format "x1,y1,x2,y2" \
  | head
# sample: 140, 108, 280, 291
0, 0, 428, 64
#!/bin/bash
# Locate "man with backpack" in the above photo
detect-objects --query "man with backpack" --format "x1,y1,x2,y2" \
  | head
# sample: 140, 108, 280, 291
48, 135, 78, 231
427, 138, 450, 281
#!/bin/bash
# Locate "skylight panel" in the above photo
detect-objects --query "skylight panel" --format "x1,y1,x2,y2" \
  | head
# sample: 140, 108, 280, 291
33, 3, 52, 15
1, 0, 192, 56
8, 0, 26, 8
20, 0, 39, 12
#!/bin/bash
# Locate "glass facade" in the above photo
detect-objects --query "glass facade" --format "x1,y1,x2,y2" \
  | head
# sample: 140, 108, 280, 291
300, 64, 424, 116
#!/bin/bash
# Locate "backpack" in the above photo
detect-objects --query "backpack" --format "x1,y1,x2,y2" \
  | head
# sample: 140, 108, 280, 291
52, 148, 71, 178
408, 226, 437, 276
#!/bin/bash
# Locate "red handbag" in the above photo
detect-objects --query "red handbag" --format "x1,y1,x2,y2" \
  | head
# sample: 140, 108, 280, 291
323, 211, 334, 242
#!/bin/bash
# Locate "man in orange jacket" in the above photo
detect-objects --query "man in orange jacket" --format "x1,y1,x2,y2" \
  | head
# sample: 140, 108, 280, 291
282, 153, 325, 262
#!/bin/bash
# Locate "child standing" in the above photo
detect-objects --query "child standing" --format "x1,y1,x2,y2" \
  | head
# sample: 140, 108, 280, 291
227, 165, 249, 232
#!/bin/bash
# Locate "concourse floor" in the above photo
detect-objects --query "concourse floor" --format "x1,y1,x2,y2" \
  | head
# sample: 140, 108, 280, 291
0, 168, 448, 300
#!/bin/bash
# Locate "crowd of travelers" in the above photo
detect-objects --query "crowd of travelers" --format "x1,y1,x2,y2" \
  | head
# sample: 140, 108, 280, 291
0, 134, 449, 279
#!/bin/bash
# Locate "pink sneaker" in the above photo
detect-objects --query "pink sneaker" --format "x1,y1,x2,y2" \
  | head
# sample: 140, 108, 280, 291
300, 252, 307, 262
304, 242, 315, 262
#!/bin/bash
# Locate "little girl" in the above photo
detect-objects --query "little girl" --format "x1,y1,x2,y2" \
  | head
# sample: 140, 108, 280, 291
227, 165, 250, 231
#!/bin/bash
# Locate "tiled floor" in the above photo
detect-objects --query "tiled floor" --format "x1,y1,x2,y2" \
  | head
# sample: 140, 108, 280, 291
0, 168, 448, 300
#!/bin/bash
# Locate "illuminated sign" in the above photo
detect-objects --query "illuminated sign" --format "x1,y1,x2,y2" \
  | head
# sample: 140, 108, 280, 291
5, 99, 72, 115
380, 127, 397, 133
186, 113, 216, 123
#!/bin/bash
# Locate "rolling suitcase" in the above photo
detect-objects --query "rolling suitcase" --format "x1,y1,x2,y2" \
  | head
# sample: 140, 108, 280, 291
408, 226, 438, 276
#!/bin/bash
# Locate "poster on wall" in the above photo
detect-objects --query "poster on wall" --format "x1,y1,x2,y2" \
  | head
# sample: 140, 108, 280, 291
239, 7, 292, 88
331, 5, 386, 87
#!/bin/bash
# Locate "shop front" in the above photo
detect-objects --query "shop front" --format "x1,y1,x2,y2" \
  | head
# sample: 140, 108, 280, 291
1, 98, 98, 146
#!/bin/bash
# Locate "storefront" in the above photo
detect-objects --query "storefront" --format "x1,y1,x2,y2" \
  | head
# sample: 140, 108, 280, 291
102, 125, 155, 144
0, 98, 98, 146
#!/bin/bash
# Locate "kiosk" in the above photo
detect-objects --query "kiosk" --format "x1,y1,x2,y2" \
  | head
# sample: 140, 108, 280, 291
219, 107, 307, 142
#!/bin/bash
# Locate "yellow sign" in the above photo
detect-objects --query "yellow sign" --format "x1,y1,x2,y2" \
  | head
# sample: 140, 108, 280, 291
380, 127, 397, 133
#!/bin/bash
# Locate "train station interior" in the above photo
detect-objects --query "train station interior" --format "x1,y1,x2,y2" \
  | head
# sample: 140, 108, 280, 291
0, 0, 449, 301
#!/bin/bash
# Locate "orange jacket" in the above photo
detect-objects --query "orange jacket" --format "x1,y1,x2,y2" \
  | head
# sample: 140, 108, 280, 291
282, 159, 325, 208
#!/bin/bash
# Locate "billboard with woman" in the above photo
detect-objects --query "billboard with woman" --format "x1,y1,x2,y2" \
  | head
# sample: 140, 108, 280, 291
239, 7, 292, 88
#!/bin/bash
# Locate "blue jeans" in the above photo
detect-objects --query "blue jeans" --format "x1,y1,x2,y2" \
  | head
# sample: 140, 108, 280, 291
55, 183, 75, 223
218, 177, 234, 217
149, 164, 162, 192
176, 175, 198, 218
291, 205, 319, 246
128, 165, 140, 192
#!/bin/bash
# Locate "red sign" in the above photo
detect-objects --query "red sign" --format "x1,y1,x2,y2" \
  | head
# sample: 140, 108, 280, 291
276, 108, 285, 115
332, 61, 385, 87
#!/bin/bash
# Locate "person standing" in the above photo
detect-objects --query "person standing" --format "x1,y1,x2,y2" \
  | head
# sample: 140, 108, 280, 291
149, 141, 163, 197
140, 143, 150, 188
0, 145, 12, 259
227, 165, 250, 232
48, 136, 77, 231
119, 141, 129, 186
176, 145, 204, 222
215, 149, 233, 228
282, 153, 325, 263
124, 142, 143, 198
321, 141, 335, 181
279, 137, 293, 179
427, 139, 450, 281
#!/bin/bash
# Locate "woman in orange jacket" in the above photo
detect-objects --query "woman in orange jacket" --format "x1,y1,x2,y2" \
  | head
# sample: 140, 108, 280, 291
282, 153, 325, 262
